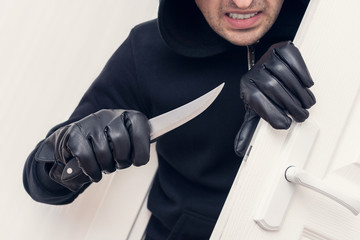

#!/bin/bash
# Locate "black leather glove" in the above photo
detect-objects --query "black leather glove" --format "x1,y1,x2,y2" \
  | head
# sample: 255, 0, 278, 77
35, 109, 150, 192
234, 41, 316, 157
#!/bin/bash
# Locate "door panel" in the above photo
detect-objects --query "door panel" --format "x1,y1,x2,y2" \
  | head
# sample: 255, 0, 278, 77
301, 228, 336, 240
211, 0, 360, 239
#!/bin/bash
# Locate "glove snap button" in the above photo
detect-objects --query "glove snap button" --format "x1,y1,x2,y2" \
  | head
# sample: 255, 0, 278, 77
66, 168, 73, 174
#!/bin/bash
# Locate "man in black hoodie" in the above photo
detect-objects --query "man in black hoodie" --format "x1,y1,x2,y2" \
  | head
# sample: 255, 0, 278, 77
23, 0, 314, 239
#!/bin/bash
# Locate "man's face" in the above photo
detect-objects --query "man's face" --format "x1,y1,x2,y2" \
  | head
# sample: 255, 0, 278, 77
195, 0, 284, 46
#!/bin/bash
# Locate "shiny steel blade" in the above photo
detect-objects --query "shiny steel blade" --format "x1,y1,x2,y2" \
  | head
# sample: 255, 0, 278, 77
149, 83, 224, 141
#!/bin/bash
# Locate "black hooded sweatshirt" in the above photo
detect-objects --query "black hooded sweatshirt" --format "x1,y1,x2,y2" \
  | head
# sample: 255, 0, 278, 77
23, 0, 309, 239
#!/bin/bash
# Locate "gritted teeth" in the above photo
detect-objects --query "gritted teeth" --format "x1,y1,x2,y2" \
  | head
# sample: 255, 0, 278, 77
227, 12, 259, 20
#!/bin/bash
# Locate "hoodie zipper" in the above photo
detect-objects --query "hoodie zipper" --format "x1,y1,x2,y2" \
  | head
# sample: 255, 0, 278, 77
243, 44, 256, 161
247, 44, 256, 70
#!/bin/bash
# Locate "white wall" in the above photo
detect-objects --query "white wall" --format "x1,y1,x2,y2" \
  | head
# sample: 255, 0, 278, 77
0, 1, 158, 239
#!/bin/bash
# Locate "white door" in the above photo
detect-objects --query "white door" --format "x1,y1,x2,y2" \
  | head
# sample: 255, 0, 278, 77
211, 0, 360, 239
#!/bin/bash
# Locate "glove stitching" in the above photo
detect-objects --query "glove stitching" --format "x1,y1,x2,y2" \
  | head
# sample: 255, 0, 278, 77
69, 121, 101, 182
123, 112, 135, 161
263, 57, 303, 109
273, 48, 305, 88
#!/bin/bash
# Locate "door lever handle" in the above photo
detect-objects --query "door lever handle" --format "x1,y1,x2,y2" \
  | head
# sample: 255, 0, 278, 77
285, 166, 360, 215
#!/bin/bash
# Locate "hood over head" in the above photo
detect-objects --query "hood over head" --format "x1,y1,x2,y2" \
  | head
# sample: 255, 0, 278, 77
158, 0, 310, 58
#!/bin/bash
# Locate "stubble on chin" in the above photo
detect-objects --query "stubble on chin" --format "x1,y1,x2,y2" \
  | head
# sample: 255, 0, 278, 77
208, 0, 283, 46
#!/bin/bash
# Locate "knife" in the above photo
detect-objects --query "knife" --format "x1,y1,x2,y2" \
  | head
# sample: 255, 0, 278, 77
62, 83, 224, 182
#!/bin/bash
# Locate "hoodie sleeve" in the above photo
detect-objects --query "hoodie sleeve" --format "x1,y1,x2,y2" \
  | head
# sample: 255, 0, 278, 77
23, 27, 147, 205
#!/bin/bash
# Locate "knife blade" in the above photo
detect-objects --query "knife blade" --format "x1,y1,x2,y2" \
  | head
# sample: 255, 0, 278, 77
62, 83, 224, 182
149, 82, 224, 141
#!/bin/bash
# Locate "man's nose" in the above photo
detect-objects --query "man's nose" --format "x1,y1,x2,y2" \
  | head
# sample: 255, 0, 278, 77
233, 0, 254, 9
